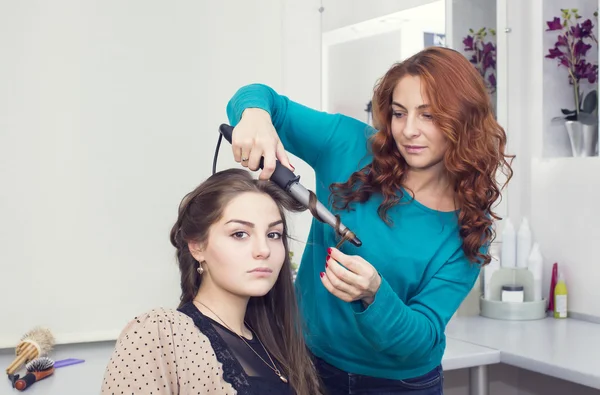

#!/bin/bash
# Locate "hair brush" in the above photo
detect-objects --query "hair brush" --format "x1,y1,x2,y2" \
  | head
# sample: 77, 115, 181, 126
6, 326, 55, 376
14, 357, 55, 391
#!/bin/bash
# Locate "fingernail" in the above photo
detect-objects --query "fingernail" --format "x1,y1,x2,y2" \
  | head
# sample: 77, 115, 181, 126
327, 248, 331, 254
320, 272, 324, 278
326, 255, 330, 262
325, 262, 328, 268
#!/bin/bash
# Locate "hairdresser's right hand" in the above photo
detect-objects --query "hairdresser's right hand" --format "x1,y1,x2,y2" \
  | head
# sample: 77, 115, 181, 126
232, 108, 294, 180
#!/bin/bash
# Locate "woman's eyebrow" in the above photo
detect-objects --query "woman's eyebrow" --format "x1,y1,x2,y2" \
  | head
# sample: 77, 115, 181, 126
392, 101, 430, 110
225, 219, 283, 227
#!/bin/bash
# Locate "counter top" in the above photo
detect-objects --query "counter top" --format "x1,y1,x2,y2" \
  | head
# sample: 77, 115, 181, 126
446, 315, 600, 390
1, 341, 114, 394
0, 338, 497, 394
442, 338, 500, 371
4, 316, 597, 394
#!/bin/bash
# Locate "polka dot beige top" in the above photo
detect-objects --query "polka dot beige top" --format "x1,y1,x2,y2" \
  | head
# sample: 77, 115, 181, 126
101, 302, 293, 395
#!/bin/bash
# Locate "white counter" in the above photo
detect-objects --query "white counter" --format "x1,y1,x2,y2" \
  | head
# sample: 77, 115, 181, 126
442, 338, 500, 371
1, 341, 114, 395
3, 316, 598, 394
0, 338, 498, 394
446, 316, 600, 390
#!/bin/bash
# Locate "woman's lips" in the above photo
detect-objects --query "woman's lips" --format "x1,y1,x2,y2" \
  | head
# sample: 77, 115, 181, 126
404, 145, 426, 154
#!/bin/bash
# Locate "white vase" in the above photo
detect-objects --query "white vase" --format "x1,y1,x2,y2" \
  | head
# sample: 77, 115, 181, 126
565, 120, 599, 157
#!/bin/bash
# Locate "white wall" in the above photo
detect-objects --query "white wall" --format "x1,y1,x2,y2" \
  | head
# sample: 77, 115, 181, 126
530, 158, 600, 317
508, 0, 600, 318
0, 0, 322, 347
281, 0, 322, 263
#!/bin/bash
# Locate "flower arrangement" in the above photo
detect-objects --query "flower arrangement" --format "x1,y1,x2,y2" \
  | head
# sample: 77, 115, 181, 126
463, 27, 497, 95
545, 8, 598, 122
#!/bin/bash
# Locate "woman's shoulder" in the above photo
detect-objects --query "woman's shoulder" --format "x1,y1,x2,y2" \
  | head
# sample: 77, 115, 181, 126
104, 306, 237, 395
120, 306, 194, 328
115, 306, 207, 345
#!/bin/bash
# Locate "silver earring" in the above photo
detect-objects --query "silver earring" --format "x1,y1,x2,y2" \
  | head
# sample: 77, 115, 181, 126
197, 262, 204, 275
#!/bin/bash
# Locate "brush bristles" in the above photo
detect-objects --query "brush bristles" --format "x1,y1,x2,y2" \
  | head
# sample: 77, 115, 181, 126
20, 327, 55, 354
26, 357, 55, 372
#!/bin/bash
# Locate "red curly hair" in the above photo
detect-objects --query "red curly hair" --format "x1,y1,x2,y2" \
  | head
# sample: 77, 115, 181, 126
330, 46, 514, 265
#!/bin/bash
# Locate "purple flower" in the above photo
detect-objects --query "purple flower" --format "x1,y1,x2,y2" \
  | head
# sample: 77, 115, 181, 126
573, 40, 592, 57
557, 35, 568, 47
462, 27, 496, 95
482, 52, 495, 69
575, 60, 598, 83
483, 42, 495, 54
581, 19, 593, 36
463, 35, 474, 51
545, 47, 564, 59
545, 11, 598, 117
546, 17, 563, 31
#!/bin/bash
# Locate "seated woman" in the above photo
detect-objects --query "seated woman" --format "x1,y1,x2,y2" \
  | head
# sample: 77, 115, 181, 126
101, 168, 322, 395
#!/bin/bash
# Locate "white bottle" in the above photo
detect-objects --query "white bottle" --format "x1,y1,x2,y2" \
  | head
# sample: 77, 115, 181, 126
516, 217, 532, 268
527, 242, 543, 301
484, 254, 500, 300
501, 218, 516, 268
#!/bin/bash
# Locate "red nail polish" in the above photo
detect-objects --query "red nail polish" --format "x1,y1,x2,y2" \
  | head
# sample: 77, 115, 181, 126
327, 248, 331, 254
325, 262, 328, 268
320, 272, 324, 278
326, 255, 330, 262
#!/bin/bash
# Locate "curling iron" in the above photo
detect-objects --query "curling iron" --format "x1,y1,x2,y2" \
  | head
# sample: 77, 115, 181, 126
215, 124, 362, 248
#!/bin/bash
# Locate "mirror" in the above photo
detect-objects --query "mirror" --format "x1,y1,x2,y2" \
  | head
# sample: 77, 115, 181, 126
321, 0, 446, 124
448, 0, 498, 115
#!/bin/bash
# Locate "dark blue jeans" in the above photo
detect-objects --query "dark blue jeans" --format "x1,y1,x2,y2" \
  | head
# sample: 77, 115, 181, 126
314, 356, 444, 395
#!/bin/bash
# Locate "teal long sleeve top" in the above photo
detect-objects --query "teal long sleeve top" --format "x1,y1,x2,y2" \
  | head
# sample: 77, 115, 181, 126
226, 84, 482, 380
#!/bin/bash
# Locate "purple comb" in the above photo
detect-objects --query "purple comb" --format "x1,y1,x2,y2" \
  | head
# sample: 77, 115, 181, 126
54, 359, 85, 368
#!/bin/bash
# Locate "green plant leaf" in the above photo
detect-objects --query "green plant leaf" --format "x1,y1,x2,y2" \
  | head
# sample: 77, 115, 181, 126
582, 90, 598, 114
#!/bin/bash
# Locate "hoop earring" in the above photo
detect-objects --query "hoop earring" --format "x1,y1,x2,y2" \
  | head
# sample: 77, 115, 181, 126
197, 262, 205, 275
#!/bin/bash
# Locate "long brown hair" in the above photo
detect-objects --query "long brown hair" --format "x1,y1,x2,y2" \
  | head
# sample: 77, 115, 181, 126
330, 46, 514, 265
169, 168, 322, 395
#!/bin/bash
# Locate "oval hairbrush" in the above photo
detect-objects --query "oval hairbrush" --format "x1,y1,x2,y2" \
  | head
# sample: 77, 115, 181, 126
14, 357, 55, 391
6, 326, 55, 376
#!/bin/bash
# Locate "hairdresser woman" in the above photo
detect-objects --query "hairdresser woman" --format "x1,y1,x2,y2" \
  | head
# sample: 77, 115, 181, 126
225, 46, 513, 395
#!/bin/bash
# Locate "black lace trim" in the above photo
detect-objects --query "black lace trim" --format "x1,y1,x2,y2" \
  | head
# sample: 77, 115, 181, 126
178, 301, 253, 395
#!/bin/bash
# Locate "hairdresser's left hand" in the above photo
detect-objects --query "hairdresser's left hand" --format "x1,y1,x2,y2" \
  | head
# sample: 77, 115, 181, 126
320, 247, 381, 306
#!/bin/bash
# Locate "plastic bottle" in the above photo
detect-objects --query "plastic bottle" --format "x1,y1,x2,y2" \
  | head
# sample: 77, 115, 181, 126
484, 252, 500, 300
554, 272, 568, 318
501, 218, 516, 268
516, 217, 532, 268
527, 243, 543, 301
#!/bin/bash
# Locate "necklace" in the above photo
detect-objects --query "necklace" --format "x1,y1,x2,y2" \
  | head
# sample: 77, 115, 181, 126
193, 300, 289, 383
